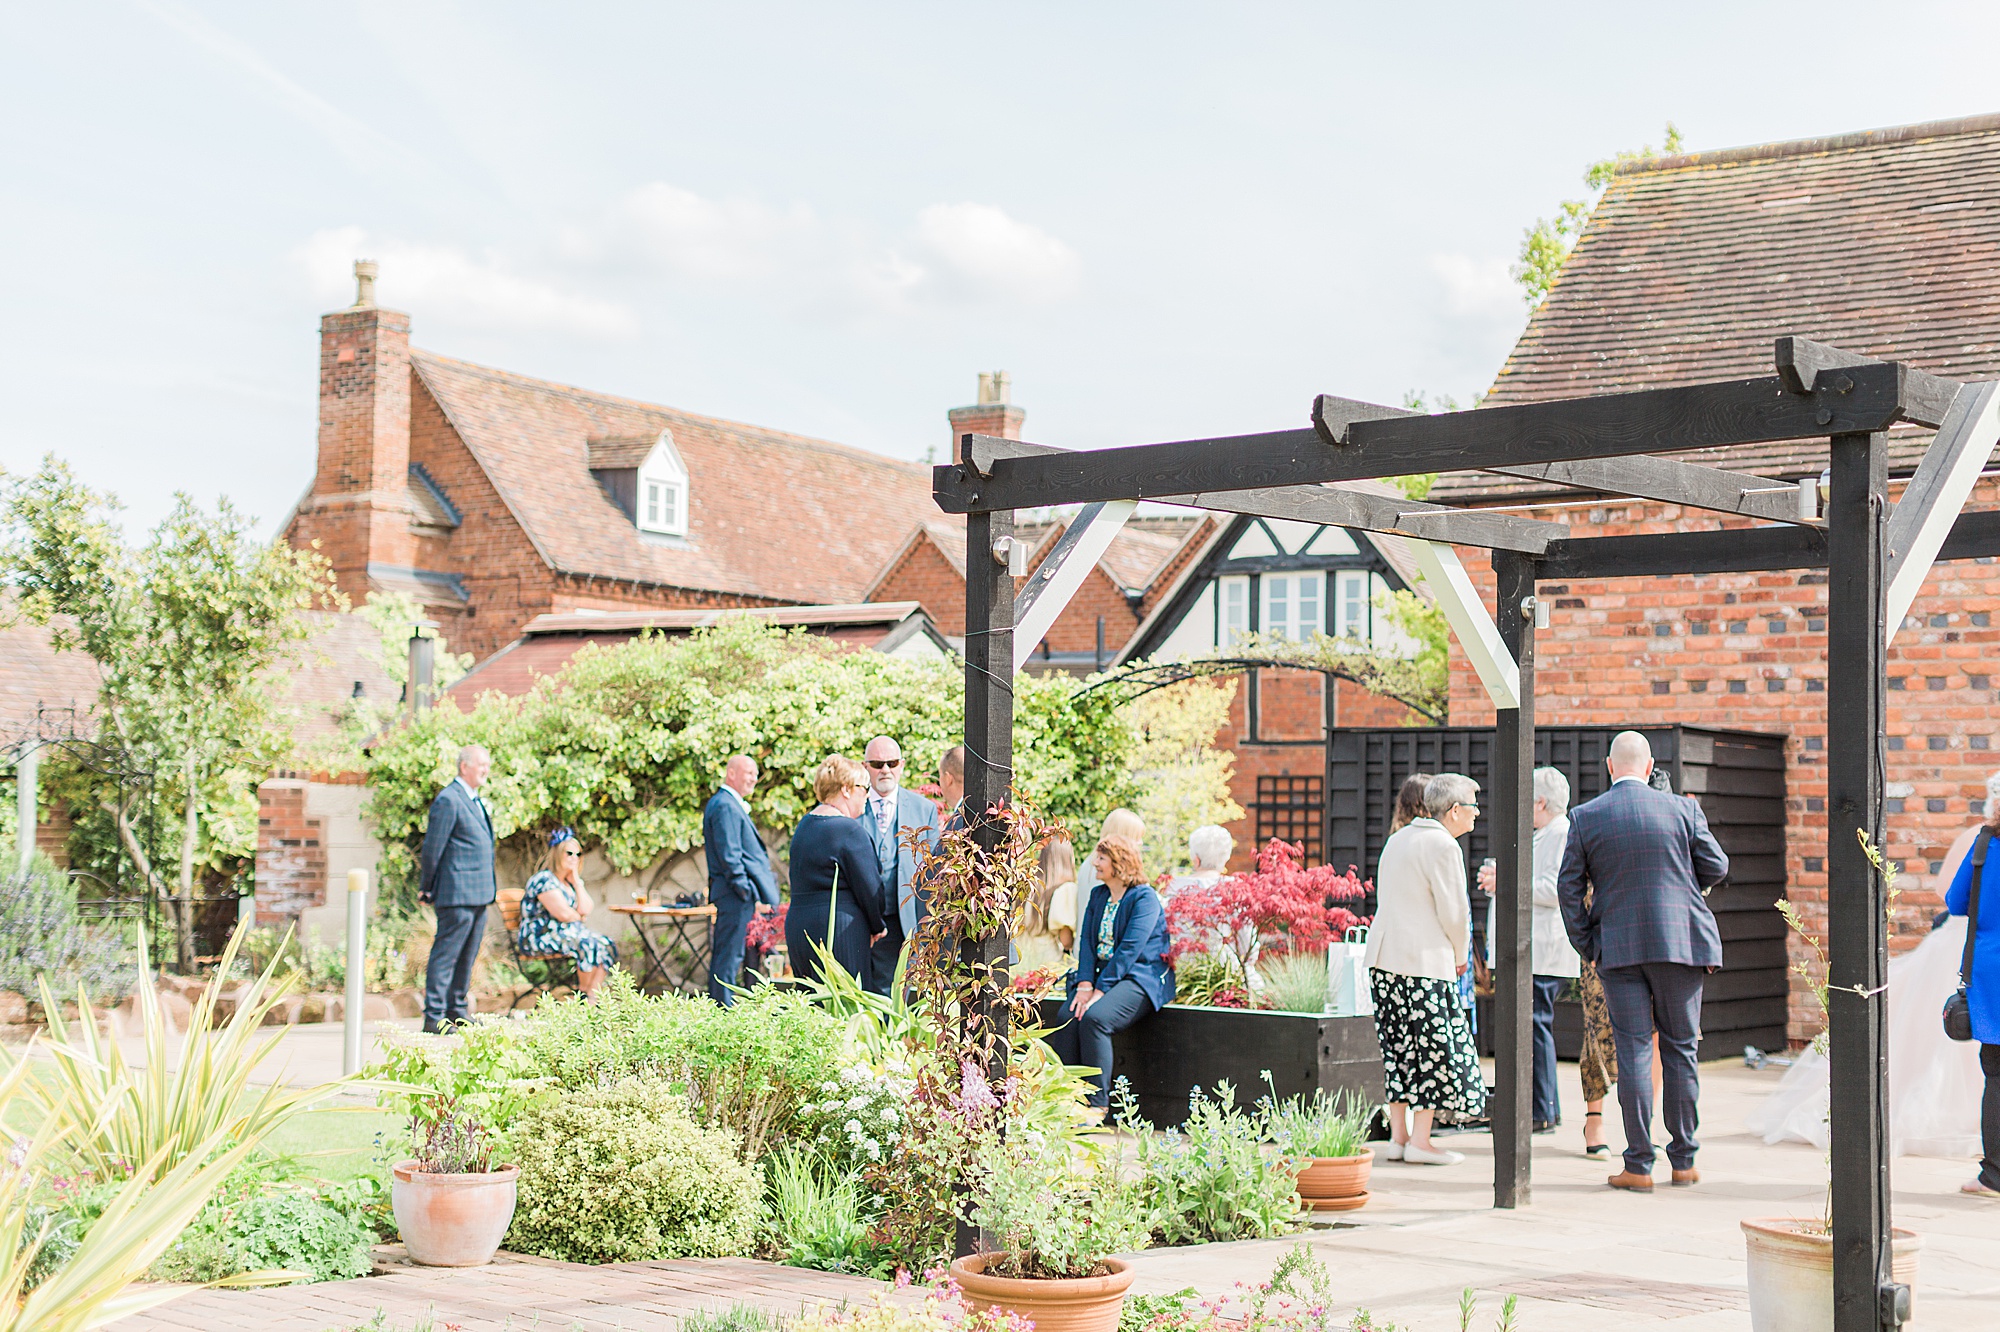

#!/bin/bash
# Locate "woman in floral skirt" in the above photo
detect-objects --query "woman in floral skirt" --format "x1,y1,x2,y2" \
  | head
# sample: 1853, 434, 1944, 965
1363, 773, 1488, 1165
519, 827, 618, 998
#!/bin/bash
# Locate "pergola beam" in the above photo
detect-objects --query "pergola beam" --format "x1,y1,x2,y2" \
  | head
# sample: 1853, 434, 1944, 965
965, 435, 1570, 554
1777, 335, 1957, 428
936, 365, 1926, 513
1884, 380, 2000, 640
1485, 456, 1819, 526
1537, 506, 2000, 581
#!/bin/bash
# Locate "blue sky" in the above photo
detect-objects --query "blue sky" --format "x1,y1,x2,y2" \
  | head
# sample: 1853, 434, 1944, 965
6, 1, 2000, 537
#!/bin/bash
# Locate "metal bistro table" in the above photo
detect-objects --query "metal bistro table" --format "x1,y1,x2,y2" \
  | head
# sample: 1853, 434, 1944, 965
610, 903, 716, 997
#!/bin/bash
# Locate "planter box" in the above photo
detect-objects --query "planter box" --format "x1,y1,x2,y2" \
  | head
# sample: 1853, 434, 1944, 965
1040, 1000, 1383, 1129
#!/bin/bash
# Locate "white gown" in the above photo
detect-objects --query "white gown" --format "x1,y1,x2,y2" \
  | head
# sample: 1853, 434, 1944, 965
1746, 915, 1984, 1158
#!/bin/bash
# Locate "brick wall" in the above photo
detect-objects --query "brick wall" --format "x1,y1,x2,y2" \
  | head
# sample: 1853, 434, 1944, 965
255, 780, 326, 925
1442, 478, 2000, 1043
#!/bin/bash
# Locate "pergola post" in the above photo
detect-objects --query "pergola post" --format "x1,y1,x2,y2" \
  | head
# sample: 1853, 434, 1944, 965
958, 503, 1017, 1257
1490, 551, 1538, 1208
1825, 431, 1902, 1331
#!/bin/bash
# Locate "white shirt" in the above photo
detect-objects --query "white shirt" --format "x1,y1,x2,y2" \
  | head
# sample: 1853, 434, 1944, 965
1363, 819, 1472, 982
1483, 814, 1582, 979
720, 784, 750, 815
869, 787, 899, 838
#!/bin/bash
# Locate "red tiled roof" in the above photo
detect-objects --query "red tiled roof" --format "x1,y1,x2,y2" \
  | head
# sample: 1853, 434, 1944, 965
412, 352, 948, 603
1436, 113, 2000, 501
446, 603, 942, 705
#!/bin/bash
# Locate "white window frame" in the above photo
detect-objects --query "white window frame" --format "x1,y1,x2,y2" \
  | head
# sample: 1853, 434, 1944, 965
635, 436, 690, 537
1335, 570, 1371, 641
1260, 570, 1324, 643
1218, 575, 1250, 646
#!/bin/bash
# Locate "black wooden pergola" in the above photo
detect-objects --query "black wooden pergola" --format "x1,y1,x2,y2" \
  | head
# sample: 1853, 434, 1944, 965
939, 338, 2000, 1332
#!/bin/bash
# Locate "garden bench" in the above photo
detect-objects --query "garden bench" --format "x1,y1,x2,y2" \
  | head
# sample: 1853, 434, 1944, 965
495, 887, 578, 1009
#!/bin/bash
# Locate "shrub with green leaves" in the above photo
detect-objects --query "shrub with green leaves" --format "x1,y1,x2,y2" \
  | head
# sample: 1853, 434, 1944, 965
1117, 1080, 1298, 1246
520, 976, 840, 1159
506, 1080, 760, 1263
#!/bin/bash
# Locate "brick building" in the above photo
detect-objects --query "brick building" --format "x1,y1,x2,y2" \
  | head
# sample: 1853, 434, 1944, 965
1428, 113, 2000, 1042
282, 267, 948, 663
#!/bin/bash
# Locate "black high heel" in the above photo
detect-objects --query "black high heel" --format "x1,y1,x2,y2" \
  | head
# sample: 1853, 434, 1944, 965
1583, 1110, 1610, 1158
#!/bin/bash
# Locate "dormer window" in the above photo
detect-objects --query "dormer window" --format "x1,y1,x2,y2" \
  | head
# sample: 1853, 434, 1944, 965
588, 428, 690, 538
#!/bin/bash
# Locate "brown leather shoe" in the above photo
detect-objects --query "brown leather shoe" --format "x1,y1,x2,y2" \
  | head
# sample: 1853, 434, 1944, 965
1671, 1168, 1700, 1187
1607, 1170, 1655, 1191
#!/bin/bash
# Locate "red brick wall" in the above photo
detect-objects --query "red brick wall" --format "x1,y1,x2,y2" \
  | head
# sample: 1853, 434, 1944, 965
1442, 480, 2000, 1042
872, 538, 969, 637
255, 781, 326, 924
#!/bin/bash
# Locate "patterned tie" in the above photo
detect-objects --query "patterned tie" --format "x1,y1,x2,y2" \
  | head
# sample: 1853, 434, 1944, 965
871, 796, 896, 882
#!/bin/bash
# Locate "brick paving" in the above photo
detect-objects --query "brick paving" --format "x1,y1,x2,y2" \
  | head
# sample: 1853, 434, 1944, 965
113, 1252, 906, 1332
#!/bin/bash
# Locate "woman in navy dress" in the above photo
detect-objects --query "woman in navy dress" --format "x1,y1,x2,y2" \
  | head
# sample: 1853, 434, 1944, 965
1945, 805, 2000, 1197
784, 755, 886, 986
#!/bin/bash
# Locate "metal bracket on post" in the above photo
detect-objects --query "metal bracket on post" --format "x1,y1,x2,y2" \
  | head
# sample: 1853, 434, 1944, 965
1406, 539, 1521, 710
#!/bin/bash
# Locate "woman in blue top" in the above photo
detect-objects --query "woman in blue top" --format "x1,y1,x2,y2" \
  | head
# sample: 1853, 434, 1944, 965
1067, 833, 1175, 1110
519, 828, 618, 999
784, 755, 887, 987
1945, 812, 2000, 1197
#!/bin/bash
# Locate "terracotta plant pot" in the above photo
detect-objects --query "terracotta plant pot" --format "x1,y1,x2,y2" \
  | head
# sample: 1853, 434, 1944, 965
951, 1254, 1135, 1332
1294, 1152, 1373, 1211
1740, 1219, 1921, 1332
391, 1161, 520, 1267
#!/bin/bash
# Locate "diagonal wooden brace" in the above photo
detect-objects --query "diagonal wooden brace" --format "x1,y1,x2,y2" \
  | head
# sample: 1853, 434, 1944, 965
1885, 380, 2000, 642
1406, 538, 1520, 710
1013, 499, 1136, 670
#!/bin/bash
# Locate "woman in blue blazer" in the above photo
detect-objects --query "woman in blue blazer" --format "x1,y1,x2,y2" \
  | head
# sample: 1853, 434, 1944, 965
1067, 833, 1175, 1110
1945, 815, 2000, 1196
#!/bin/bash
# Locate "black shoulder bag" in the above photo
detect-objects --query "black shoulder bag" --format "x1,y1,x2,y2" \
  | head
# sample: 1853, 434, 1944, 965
1943, 828, 1987, 1042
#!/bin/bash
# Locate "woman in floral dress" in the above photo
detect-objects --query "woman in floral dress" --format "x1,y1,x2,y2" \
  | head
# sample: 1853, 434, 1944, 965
519, 827, 618, 998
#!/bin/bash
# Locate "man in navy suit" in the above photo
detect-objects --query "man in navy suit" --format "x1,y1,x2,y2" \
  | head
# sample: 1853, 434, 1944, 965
860, 735, 943, 994
418, 744, 497, 1034
1558, 731, 1729, 1191
702, 755, 779, 1005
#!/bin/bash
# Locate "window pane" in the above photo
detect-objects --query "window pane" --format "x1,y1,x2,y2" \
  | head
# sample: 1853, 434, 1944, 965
645, 482, 661, 527
1298, 573, 1321, 639
660, 484, 678, 530
1265, 575, 1291, 641
1221, 576, 1248, 645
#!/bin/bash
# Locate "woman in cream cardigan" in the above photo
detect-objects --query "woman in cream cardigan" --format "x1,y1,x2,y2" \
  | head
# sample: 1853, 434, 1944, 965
1364, 772, 1488, 1165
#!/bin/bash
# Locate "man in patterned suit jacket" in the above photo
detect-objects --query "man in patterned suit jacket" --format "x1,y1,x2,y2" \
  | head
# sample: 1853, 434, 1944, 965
1558, 731, 1729, 1192
418, 744, 497, 1034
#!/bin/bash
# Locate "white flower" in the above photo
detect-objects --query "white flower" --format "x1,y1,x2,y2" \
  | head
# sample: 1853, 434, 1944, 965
879, 1107, 897, 1123
846, 1096, 869, 1111
821, 1080, 840, 1093
845, 1118, 863, 1137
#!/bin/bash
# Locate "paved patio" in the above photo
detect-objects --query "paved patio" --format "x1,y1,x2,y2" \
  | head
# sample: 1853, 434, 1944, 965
100, 1054, 2000, 1331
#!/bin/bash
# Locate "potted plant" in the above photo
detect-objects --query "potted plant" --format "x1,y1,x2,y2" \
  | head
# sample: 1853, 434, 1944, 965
1264, 1082, 1376, 1211
1741, 849, 1921, 1331
390, 1094, 520, 1266
950, 1135, 1154, 1332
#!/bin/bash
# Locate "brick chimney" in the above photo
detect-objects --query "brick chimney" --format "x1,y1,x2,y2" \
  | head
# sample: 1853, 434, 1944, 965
946, 371, 1025, 457
293, 260, 417, 596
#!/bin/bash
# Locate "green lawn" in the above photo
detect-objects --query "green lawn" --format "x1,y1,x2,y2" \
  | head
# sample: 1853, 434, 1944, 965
255, 1102, 403, 1183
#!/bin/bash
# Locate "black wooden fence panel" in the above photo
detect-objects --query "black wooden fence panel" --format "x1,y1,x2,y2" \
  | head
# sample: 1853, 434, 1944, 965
1325, 724, 1791, 1061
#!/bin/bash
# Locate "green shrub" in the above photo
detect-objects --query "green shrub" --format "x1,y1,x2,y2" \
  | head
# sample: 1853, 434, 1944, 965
521, 976, 840, 1159
507, 1081, 760, 1263
1117, 1080, 1298, 1246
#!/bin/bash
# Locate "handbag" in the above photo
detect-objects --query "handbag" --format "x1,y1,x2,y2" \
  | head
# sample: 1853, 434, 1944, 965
1943, 828, 1987, 1042
1328, 926, 1374, 1017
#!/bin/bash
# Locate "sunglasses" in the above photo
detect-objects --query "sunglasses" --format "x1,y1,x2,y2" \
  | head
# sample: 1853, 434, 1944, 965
866, 758, 902, 769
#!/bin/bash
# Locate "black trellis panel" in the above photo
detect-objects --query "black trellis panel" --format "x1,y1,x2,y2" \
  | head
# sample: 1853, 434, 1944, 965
1254, 775, 1324, 865
1327, 723, 1790, 1060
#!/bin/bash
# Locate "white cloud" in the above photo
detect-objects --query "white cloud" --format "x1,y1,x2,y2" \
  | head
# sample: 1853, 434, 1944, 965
573, 184, 1081, 317
912, 203, 1082, 304
1428, 252, 1521, 320
296, 227, 639, 340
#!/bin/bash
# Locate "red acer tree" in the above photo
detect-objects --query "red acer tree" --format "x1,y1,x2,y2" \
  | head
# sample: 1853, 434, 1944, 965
1164, 837, 1371, 970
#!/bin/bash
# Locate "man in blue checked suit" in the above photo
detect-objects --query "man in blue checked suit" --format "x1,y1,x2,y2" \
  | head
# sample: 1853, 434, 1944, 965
418, 744, 498, 1034
1558, 731, 1729, 1191
860, 735, 942, 995
702, 755, 779, 1005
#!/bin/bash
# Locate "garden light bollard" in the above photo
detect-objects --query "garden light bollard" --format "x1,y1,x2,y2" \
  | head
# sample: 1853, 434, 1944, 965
344, 867, 367, 1076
